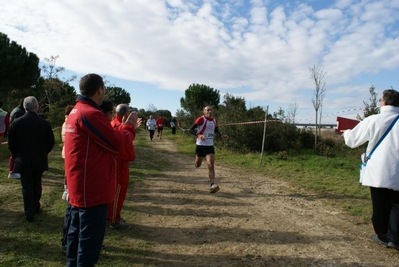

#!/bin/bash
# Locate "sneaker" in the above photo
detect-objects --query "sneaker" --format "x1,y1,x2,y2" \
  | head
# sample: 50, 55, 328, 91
387, 242, 399, 250
8, 172, 21, 179
210, 184, 219, 194
370, 234, 388, 247
109, 220, 131, 230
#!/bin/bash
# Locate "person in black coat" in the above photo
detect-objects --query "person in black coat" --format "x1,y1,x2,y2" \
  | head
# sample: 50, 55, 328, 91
10, 98, 26, 123
8, 96, 55, 222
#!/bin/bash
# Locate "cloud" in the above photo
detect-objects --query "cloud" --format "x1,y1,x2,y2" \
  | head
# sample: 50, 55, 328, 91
0, 0, 398, 117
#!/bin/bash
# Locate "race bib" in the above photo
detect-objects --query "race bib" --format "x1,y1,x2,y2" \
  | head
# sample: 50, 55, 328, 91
206, 133, 214, 139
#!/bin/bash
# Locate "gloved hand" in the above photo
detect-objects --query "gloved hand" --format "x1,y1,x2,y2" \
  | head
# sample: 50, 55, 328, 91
62, 185, 69, 201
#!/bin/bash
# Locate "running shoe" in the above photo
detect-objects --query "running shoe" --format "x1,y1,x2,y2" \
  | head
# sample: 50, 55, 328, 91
210, 184, 219, 194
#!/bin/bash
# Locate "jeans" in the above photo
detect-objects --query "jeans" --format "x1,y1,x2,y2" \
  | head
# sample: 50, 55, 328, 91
61, 203, 72, 246
67, 204, 108, 267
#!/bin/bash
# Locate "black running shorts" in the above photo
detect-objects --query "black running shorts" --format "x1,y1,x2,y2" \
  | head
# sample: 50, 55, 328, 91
195, 145, 215, 157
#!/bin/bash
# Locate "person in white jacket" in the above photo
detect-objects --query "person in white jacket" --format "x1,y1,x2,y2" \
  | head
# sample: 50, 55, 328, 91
146, 115, 156, 141
343, 89, 399, 249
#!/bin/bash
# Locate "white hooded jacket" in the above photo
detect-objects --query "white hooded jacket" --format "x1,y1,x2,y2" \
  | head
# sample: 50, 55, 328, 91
343, 105, 399, 190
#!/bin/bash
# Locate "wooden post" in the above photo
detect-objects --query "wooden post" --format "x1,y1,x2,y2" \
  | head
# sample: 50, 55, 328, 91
260, 106, 268, 165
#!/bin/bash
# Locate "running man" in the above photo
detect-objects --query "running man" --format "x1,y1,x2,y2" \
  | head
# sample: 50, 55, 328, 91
156, 115, 165, 139
189, 106, 228, 193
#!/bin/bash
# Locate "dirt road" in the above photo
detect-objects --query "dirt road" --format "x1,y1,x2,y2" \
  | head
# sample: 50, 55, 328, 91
131, 133, 399, 267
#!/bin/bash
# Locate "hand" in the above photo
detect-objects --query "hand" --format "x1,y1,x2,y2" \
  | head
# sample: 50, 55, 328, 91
123, 111, 138, 126
221, 135, 229, 140
135, 118, 143, 129
198, 134, 206, 141
62, 185, 69, 202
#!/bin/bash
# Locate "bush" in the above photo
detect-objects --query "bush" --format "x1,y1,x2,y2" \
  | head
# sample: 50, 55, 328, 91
275, 151, 288, 160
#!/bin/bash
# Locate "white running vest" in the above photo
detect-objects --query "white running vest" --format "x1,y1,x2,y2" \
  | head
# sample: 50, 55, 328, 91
196, 116, 216, 146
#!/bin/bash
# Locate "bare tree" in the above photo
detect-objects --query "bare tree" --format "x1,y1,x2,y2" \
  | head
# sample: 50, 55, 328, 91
287, 101, 298, 124
147, 103, 157, 112
41, 56, 76, 112
309, 65, 327, 148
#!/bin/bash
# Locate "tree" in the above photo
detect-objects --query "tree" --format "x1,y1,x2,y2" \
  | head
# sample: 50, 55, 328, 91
273, 107, 286, 122
287, 102, 298, 124
105, 86, 131, 104
180, 84, 220, 120
0, 32, 41, 108
40, 56, 76, 113
356, 85, 380, 120
146, 104, 157, 112
309, 65, 326, 148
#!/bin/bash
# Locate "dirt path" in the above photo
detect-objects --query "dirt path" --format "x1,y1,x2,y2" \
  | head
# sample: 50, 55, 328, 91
131, 132, 399, 267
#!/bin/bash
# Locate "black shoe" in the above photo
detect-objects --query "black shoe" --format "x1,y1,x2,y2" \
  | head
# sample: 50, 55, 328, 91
109, 220, 131, 230
388, 242, 399, 250
371, 234, 388, 247
25, 217, 34, 222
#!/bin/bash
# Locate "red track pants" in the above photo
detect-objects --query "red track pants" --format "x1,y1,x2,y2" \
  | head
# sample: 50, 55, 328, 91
107, 160, 130, 224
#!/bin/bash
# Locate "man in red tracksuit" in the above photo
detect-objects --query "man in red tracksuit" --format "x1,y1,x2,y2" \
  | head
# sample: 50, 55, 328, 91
107, 104, 140, 229
64, 74, 138, 267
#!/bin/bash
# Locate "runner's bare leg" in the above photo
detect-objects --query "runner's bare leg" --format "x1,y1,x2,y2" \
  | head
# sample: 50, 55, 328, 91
206, 154, 215, 184
195, 156, 203, 168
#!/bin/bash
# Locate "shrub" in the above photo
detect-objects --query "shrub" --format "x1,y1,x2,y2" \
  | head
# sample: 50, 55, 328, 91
275, 151, 288, 160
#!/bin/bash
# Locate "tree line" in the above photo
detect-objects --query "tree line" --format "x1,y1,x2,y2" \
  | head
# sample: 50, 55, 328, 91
2, 31, 382, 155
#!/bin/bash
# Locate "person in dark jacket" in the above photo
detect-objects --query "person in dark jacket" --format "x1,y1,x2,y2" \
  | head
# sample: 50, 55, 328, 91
8, 96, 55, 222
10, 98, 26, 123
8, 98, 26, 179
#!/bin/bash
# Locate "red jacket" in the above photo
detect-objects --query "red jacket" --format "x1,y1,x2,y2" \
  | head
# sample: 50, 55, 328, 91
64, 96, 135, 208
111, 116, 135, 162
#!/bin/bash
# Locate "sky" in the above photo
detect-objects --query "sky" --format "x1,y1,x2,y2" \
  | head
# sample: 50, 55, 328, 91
1, 0, 398, 124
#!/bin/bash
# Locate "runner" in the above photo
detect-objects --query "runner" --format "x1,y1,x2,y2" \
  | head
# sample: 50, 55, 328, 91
189, 105, 228, 193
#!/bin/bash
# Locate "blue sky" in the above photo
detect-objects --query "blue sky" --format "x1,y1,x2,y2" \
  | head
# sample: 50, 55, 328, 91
1, 0, 398, 124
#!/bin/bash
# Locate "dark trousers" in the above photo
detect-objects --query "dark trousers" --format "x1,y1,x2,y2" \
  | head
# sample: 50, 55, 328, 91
61, 203, 72, 246
67, 204, 108, 267
370, 187, 399, 243
171, 127, 176, 134
149, 130, 155, 140
20, 171, 43, 219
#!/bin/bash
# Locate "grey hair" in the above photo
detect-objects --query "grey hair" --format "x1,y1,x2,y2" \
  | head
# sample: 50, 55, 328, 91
23, 96, 39, 112
115, 104, 129, 117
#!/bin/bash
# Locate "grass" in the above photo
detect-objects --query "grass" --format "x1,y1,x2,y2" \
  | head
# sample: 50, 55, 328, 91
0, 127, 373, 266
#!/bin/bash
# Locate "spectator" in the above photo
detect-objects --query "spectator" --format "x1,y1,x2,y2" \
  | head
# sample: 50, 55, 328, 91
61, 102, 112, 254
107, 104, 141, 230
10, 98, 26, 123
60, 104, 75, 254
146, 115, 156, 141
343, 89, 399, 249
156, 115, 165, 139
171, 116, 177, 135
100, 100, 116, 122
189, 105, 228, 193
8, 98, 26, 179
64, 74, 137, 266
7, 96, 55, 222
0, 101, 10, 143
